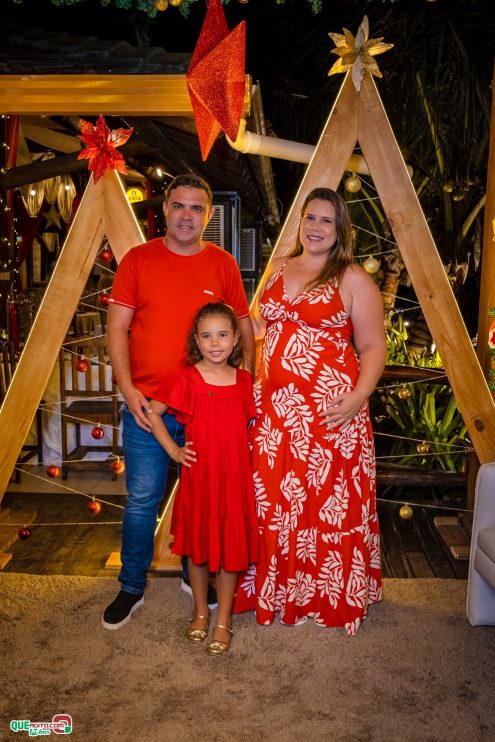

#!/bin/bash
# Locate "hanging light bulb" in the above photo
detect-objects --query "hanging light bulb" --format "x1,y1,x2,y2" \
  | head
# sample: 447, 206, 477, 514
399, 504, 413, 520
41, 152, 61, 204
168, 0, 182, 6
363, 256, 380, 274
57, 174, 76, 223
416, 441, 430, 455
344, 174, 361, 193
20, 182, 45, 217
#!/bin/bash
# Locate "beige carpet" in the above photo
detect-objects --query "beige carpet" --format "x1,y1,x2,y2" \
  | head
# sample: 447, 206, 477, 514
1, 575, 494, 742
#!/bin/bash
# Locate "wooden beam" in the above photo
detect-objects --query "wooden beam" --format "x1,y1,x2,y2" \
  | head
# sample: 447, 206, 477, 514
20, 122, 81, 154
0, 74, 251, 117
0, 170, 144, 500
476, 66, 495, 392
103, 170, 146, 263
469, 63, 495, 503
0, 141, 150, 190
357, 74, 495, 464
379, 365, 448, 384
376, 464, 467, 488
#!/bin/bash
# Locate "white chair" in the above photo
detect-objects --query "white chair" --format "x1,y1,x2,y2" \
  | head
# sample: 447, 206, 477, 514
466, 461, 495, 626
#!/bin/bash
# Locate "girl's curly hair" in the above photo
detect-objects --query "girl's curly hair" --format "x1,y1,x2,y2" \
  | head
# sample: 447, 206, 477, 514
184, 302, 244, 368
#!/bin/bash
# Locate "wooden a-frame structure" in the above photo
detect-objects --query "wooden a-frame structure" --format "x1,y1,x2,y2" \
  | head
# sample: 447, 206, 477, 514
0, 169, 144, 496
256, 72, 495, 467
0, 70, 495, 567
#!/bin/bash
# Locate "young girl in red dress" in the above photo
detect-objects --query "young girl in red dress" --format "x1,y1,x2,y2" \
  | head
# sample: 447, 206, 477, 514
148, 302, 258, 655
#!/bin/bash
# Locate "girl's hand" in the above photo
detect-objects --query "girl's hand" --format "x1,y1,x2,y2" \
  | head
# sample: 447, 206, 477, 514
171, 441, 197, 468
318, 391, 366, 429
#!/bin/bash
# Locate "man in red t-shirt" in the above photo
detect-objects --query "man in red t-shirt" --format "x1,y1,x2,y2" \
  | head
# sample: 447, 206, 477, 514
102, 174, 255, 630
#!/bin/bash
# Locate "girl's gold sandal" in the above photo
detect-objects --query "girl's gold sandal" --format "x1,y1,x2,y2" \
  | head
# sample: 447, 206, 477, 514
206, 624, 233, 655
186, 615, 209, 644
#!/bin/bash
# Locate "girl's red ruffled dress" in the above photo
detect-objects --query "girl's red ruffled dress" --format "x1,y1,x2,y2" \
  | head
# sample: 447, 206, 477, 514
156, 365, 258, 572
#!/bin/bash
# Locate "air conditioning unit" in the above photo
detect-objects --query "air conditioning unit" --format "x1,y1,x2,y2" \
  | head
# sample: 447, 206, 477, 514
203, 192, 241, 263
242, 277, 257, 304
240, 227, 260, 303
240, 228, 257, 272
203, 194, 261, 302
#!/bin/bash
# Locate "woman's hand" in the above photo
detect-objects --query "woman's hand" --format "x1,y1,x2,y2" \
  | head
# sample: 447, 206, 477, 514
171, 441, 197, 468
318, 390, 366, 429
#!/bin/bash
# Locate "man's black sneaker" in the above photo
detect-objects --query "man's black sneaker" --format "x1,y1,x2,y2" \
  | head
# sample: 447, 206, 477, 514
181, 578, 218, 609
101, 590, 144, 630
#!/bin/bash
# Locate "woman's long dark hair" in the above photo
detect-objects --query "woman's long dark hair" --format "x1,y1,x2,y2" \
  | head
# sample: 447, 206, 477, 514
185, 302, 243, 368
290, 187, 354, 289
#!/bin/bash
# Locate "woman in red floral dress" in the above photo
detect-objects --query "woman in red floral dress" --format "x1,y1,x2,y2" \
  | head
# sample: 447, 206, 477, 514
233, 187, 386, 635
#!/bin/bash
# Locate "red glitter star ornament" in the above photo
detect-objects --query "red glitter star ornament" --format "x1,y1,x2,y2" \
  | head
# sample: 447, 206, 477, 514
186, 0, 246, 161
77, 115, 133, 183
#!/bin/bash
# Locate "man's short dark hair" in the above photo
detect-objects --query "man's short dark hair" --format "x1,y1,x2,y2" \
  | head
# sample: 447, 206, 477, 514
165, 174, 213, 207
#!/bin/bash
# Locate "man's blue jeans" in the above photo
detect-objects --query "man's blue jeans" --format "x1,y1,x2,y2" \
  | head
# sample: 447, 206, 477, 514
119, 405, 185, 595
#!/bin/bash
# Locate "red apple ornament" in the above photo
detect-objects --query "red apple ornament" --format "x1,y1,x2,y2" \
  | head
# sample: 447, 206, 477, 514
99, 247, 113, 263
112, 458, 125, 474
76, 356, 89, 373
87, 500, 102, 515
46, 464, 60, 478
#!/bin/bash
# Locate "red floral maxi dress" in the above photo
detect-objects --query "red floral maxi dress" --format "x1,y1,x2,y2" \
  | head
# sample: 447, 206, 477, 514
232, 262, 382, 636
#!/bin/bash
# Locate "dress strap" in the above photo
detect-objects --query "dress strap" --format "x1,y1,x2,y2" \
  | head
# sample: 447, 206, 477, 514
273, 257, 291, 282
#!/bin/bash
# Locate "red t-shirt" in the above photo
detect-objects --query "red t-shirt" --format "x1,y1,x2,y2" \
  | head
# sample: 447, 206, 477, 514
109, 238, 250, 398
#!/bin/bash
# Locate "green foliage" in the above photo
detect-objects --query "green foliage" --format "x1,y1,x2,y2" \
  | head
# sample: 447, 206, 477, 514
11, 0, 397, 16
386, 313, 442, 368
380, 313, 470, 472
383, 383, 469, 472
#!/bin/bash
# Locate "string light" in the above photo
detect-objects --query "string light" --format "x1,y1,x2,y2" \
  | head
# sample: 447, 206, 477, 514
4, 466, 126, 510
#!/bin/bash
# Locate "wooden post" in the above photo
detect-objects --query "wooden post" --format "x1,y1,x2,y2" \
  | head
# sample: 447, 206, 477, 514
468, 63, 495, 506
357, 73, 495, 466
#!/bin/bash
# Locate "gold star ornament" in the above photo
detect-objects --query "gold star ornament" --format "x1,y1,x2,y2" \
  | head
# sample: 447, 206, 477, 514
328, 16, 393, 92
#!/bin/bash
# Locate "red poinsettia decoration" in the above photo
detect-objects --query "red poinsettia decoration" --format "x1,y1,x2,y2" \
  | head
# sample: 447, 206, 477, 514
77, 115, 133, 183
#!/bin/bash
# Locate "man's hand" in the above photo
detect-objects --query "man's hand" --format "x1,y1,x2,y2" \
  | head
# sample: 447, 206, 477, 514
123, 386, 154, 431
